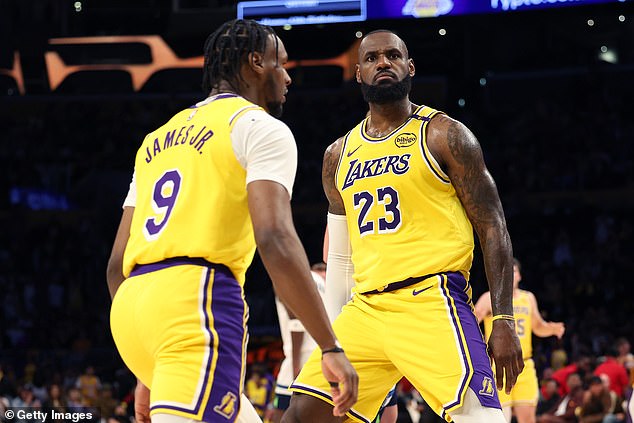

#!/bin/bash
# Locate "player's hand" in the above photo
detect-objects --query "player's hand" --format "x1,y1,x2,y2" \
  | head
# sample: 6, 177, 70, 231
321, 351, 358, 417
551, 322, 565, 339
135, 380, 151, 423
488, 319, 524, 395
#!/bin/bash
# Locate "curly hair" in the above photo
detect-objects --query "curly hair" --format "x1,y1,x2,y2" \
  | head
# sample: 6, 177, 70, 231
202, 19, 277, 93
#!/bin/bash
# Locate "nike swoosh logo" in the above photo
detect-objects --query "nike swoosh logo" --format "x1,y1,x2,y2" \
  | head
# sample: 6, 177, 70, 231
412, 286, 433, 296
347, 144, 362, 157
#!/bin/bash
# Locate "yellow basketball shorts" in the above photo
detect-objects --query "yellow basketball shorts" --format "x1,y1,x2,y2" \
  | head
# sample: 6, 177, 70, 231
497, 358, 538, 407
110, 257, 248, 422
290, 272, 500, 423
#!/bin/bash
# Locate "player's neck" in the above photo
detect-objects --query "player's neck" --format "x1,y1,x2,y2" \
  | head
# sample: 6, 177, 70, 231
366, 98, 415, 136
209, 80, 260, 106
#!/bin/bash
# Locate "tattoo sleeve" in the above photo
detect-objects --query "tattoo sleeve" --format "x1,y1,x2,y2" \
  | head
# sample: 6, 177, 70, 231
445, 120, 514, 316
322, 139, 346, 215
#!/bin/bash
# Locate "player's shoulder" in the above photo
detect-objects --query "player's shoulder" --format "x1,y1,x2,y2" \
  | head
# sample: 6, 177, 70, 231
426, 112, 477, 148
325, 136, 346, 160
234, 105, 283, 125
232, 107, 293, 141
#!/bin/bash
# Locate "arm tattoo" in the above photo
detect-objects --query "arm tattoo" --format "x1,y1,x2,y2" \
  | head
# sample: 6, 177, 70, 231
322, 139, 346, 215
446, 122, 500, 229
446, 121, 513, 315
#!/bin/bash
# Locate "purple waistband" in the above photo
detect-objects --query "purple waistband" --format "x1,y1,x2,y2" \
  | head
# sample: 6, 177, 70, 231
129, 257, 231, 278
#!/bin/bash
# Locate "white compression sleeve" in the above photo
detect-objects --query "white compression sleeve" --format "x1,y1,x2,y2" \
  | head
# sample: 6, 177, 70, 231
324, 213, 355, 323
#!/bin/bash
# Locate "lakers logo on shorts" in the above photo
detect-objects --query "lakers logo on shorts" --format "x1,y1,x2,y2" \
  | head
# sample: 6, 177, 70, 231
213, 391, 237, 419
478, 377, 495, 397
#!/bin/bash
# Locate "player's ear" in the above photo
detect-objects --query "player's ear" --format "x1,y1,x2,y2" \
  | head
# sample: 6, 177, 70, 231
408, 58, 415, 77
248, 51, 265, 74
355, 64, 361, 83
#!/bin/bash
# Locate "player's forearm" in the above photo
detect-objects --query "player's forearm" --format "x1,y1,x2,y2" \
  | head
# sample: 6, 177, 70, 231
479, 224, 514, 316
106, 261, 125, 299
532, 321, 558, 338
257, 230, 338, 350
106, 207, 134, 300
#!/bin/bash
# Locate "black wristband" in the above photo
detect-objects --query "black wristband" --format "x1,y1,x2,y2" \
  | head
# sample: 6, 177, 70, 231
321, 346, 345, 357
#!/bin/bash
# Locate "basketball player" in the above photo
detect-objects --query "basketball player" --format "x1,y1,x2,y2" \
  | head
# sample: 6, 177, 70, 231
270, 263, 327, 423
475, 258, 565, 423
106, 19, 357, 423
282, 30, 523, 423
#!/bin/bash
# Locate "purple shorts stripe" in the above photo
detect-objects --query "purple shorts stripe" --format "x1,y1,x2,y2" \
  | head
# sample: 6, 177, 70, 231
442, 272, 500, 413
439, 273, 473, 413
202, 268, 246, 422
289, 384, 370, 423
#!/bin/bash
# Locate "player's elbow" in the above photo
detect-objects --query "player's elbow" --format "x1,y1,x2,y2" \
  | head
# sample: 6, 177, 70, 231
254, 225, 293, 258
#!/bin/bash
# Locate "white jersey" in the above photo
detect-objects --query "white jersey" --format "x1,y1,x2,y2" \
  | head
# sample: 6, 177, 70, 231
275, 271, 326, 392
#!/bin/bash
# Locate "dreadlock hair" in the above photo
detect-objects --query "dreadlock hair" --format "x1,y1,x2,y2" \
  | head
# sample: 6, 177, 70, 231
202, 19, 277, 94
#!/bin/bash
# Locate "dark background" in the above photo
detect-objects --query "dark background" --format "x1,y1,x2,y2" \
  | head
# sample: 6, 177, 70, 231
1, 0, 633, 395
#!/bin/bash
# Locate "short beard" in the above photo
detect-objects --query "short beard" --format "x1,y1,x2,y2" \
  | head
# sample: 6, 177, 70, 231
267, 102, 283, 118
360, 74, 412, 104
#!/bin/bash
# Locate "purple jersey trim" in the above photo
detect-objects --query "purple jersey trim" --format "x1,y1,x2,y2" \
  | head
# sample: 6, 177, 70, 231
189, 93, 239, 108
129, 257, 232, 278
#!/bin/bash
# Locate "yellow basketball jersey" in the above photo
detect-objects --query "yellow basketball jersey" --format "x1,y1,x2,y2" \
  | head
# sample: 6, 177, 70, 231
123, 95, 262, 284
335, 105, 474, 293
484, 290, 533, 359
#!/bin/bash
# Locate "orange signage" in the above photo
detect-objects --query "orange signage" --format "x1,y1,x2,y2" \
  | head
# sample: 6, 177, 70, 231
0, 52, 25, 95
4, 35, 360, 94
45, 35, 203, 91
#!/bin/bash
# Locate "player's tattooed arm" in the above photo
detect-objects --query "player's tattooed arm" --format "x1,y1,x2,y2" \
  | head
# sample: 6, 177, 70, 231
429, 114, 513, 315
322, 137, 346, 215
428, 114, 523, 393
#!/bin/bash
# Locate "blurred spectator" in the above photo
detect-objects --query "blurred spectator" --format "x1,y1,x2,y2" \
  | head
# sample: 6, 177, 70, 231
614, 338, 634, 377
42, 383, 66, 411
75, 366, 101, 406
66, 387, 86, 409
594, 348, 629, 398
94, 384, 118, 421
578, 376, 611, 423
553, 355, 592, 397
537, 373, 584, 423
538, 379, 561, 417
244, 365, 272, 418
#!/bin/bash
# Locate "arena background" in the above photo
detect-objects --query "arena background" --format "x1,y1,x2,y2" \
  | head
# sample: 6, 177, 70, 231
1, 0, 633, 419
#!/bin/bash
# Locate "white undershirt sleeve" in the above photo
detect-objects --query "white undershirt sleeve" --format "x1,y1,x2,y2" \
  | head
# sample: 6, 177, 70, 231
324, 213, 355, 322
123, 170, 136, 208
231, 109, 297, 198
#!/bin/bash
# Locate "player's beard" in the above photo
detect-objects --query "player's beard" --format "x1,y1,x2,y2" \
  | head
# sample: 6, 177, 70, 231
361, 74, 412, 104
265, 73, 284, 118
267, 101, 283, 118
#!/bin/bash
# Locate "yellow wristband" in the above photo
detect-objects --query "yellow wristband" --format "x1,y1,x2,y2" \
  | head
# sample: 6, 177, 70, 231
491, 314, 515, 322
